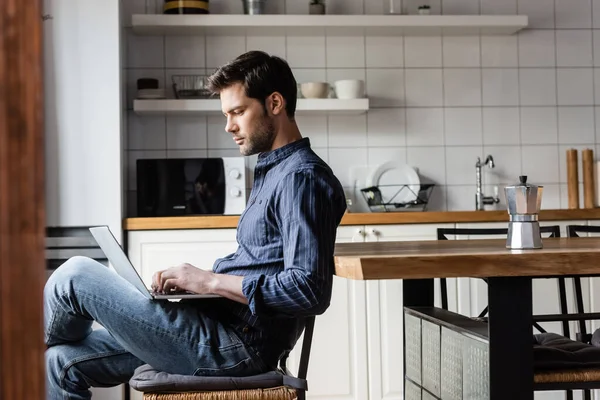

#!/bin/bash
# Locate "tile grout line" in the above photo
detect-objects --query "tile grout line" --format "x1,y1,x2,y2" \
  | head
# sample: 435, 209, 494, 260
554, 0, 563, 201
440, 33, 449, 210
516, 0, 524, 176
479, 33, 485, 192
163, 32, 168, 153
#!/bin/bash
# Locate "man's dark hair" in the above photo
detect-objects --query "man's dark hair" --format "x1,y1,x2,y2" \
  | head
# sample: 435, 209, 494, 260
207, 51, 297, 118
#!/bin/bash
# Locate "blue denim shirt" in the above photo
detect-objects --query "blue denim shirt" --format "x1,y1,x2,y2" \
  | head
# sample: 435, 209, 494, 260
209, 138, 346, 368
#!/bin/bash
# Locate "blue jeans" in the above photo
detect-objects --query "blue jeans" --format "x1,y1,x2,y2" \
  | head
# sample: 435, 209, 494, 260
44, 256, 267, 400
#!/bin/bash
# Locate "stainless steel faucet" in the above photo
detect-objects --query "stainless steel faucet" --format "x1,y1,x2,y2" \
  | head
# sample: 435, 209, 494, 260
475, 155, 500, 211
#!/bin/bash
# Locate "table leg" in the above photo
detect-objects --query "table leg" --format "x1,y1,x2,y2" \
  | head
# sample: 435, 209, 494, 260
488, 276, 533, 400
403, 278, 434, 307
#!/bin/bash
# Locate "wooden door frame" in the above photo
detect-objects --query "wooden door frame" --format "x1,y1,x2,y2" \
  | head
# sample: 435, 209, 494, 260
0, 1, 46, 399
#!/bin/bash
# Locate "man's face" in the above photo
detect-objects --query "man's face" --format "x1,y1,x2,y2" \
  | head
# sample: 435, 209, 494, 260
220, 83, 276, 156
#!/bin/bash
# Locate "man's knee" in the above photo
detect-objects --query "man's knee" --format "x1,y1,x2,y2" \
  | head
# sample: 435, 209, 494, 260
61, 256, 104, 275
46, 256, 106, 289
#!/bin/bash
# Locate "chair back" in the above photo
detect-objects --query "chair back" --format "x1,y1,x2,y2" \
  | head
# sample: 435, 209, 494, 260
567, 224, 600, 238
277, 316, 316, 400
437, 225, 560, 240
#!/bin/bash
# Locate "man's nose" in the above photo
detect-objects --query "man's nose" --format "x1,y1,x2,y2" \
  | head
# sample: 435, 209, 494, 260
225, 118, 237, 133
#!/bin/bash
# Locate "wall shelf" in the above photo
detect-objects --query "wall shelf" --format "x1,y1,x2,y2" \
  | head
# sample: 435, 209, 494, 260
133, 98, 370, 116
131, 14, 528, 36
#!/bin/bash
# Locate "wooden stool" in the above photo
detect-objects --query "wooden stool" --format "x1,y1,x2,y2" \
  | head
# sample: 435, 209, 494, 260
141, 386, 296, 400
130, 317, 315, 400
534, 332, 600, 398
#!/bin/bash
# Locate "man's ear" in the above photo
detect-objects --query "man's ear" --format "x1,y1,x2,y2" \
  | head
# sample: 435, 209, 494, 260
266, 92, 285, 116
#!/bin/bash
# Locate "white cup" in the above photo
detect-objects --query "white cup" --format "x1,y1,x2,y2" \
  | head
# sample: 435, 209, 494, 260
334, 79, 365, 99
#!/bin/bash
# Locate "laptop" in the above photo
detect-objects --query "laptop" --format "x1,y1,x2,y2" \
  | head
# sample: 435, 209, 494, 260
89, 226, 220, 300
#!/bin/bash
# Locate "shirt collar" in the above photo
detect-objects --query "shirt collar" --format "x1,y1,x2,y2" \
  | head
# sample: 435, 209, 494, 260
256, 137, 311, 169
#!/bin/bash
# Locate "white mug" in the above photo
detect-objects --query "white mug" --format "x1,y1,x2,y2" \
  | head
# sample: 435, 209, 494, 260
334, 79, 365, 99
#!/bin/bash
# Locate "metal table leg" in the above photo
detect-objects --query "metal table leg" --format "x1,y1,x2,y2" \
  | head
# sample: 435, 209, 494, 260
488, 276, 533, 400
403, 278, 434, 307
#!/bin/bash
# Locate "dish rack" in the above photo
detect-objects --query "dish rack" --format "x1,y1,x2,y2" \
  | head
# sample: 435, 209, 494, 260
360, 184, 435, 212
172, 75, 212, 99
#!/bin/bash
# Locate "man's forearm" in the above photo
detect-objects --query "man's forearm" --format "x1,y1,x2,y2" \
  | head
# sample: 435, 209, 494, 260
207, 273, 249, 305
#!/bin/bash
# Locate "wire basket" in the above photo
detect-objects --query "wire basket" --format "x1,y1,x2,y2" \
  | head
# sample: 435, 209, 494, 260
360, 184, 435, 212
172, 75, 212, 99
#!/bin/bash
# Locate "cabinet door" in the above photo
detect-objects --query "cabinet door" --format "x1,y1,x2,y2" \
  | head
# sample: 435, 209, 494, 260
127, 229, 238, 286
127, 229, 239, 400
364, 224, 452, 400
286, 225, 369, 400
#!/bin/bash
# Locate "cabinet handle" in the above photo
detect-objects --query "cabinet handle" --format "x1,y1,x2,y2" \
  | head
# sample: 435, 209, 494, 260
356, 229, 364, 236
370, 229, 379, 236
42, 14, 53, 21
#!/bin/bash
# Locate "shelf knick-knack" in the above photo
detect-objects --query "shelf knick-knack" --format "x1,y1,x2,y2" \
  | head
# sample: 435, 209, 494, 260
309, 0, 325, 15
163, 0, 209, 14
418, 5, 431, 14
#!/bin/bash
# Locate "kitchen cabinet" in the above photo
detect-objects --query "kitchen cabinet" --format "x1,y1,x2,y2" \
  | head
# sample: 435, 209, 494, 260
362, 224, 452, 400
127, 228, 239, 400
286, 225, 369, 400
127, 229, 238, 285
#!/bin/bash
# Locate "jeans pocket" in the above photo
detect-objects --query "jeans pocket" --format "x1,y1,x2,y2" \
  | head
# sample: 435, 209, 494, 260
192, 357, 259, 377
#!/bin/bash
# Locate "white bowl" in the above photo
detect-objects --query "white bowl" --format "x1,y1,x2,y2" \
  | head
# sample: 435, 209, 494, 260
334, 79, 365, 99
300, 82, 329, 99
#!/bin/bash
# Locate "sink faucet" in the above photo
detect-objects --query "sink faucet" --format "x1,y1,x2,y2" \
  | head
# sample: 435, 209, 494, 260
476, 155, 500, 211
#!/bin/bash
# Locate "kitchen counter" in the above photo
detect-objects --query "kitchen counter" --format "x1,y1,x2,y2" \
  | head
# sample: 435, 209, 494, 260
122, 208, 600, 231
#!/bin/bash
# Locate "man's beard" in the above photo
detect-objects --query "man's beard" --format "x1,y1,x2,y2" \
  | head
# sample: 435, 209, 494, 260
240, 115, 276, 156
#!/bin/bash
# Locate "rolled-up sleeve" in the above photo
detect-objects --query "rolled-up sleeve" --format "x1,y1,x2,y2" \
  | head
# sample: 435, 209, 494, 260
241, 169, 340, 318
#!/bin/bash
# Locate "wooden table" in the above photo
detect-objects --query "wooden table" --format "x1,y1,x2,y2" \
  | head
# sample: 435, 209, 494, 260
334, 237, 600, 400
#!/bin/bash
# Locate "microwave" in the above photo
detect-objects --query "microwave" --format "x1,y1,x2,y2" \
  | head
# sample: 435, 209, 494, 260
136, 157, 247, 217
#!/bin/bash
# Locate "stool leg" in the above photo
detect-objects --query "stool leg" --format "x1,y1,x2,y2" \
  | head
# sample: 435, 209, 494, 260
574, 277, 587, 337
566, 389, 573, 400
558, 277, 571, 338
440, 278, 448, 310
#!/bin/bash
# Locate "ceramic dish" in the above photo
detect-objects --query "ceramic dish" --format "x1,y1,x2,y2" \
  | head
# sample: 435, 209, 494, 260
365, 161, 421, 204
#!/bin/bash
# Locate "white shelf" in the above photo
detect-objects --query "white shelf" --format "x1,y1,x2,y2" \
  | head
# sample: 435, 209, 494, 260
133, 98, 370, 116
131, 14, 528, 36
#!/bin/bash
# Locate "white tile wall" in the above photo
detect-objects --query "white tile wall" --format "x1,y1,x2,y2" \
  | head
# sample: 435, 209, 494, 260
123, 0, 600, 215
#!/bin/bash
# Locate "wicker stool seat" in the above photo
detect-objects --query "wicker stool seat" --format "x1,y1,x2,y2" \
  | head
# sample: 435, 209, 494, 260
130, 317, 315, 400
140, 388, 296, 400
130, 364, 305, 400
533, 332, 600, 389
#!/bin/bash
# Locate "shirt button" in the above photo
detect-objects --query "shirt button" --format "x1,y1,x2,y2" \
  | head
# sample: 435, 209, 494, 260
242, 325, 250, 333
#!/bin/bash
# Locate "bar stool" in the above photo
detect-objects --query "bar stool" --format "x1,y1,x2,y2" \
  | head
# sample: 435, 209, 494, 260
129, 316, 315, 400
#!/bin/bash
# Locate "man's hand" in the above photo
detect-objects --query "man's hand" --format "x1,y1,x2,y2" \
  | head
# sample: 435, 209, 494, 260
150, 263, 249, 305
151, 263, 216, 295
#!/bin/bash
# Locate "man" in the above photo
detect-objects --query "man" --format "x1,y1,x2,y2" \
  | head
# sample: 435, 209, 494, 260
44, 50, 347, 399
